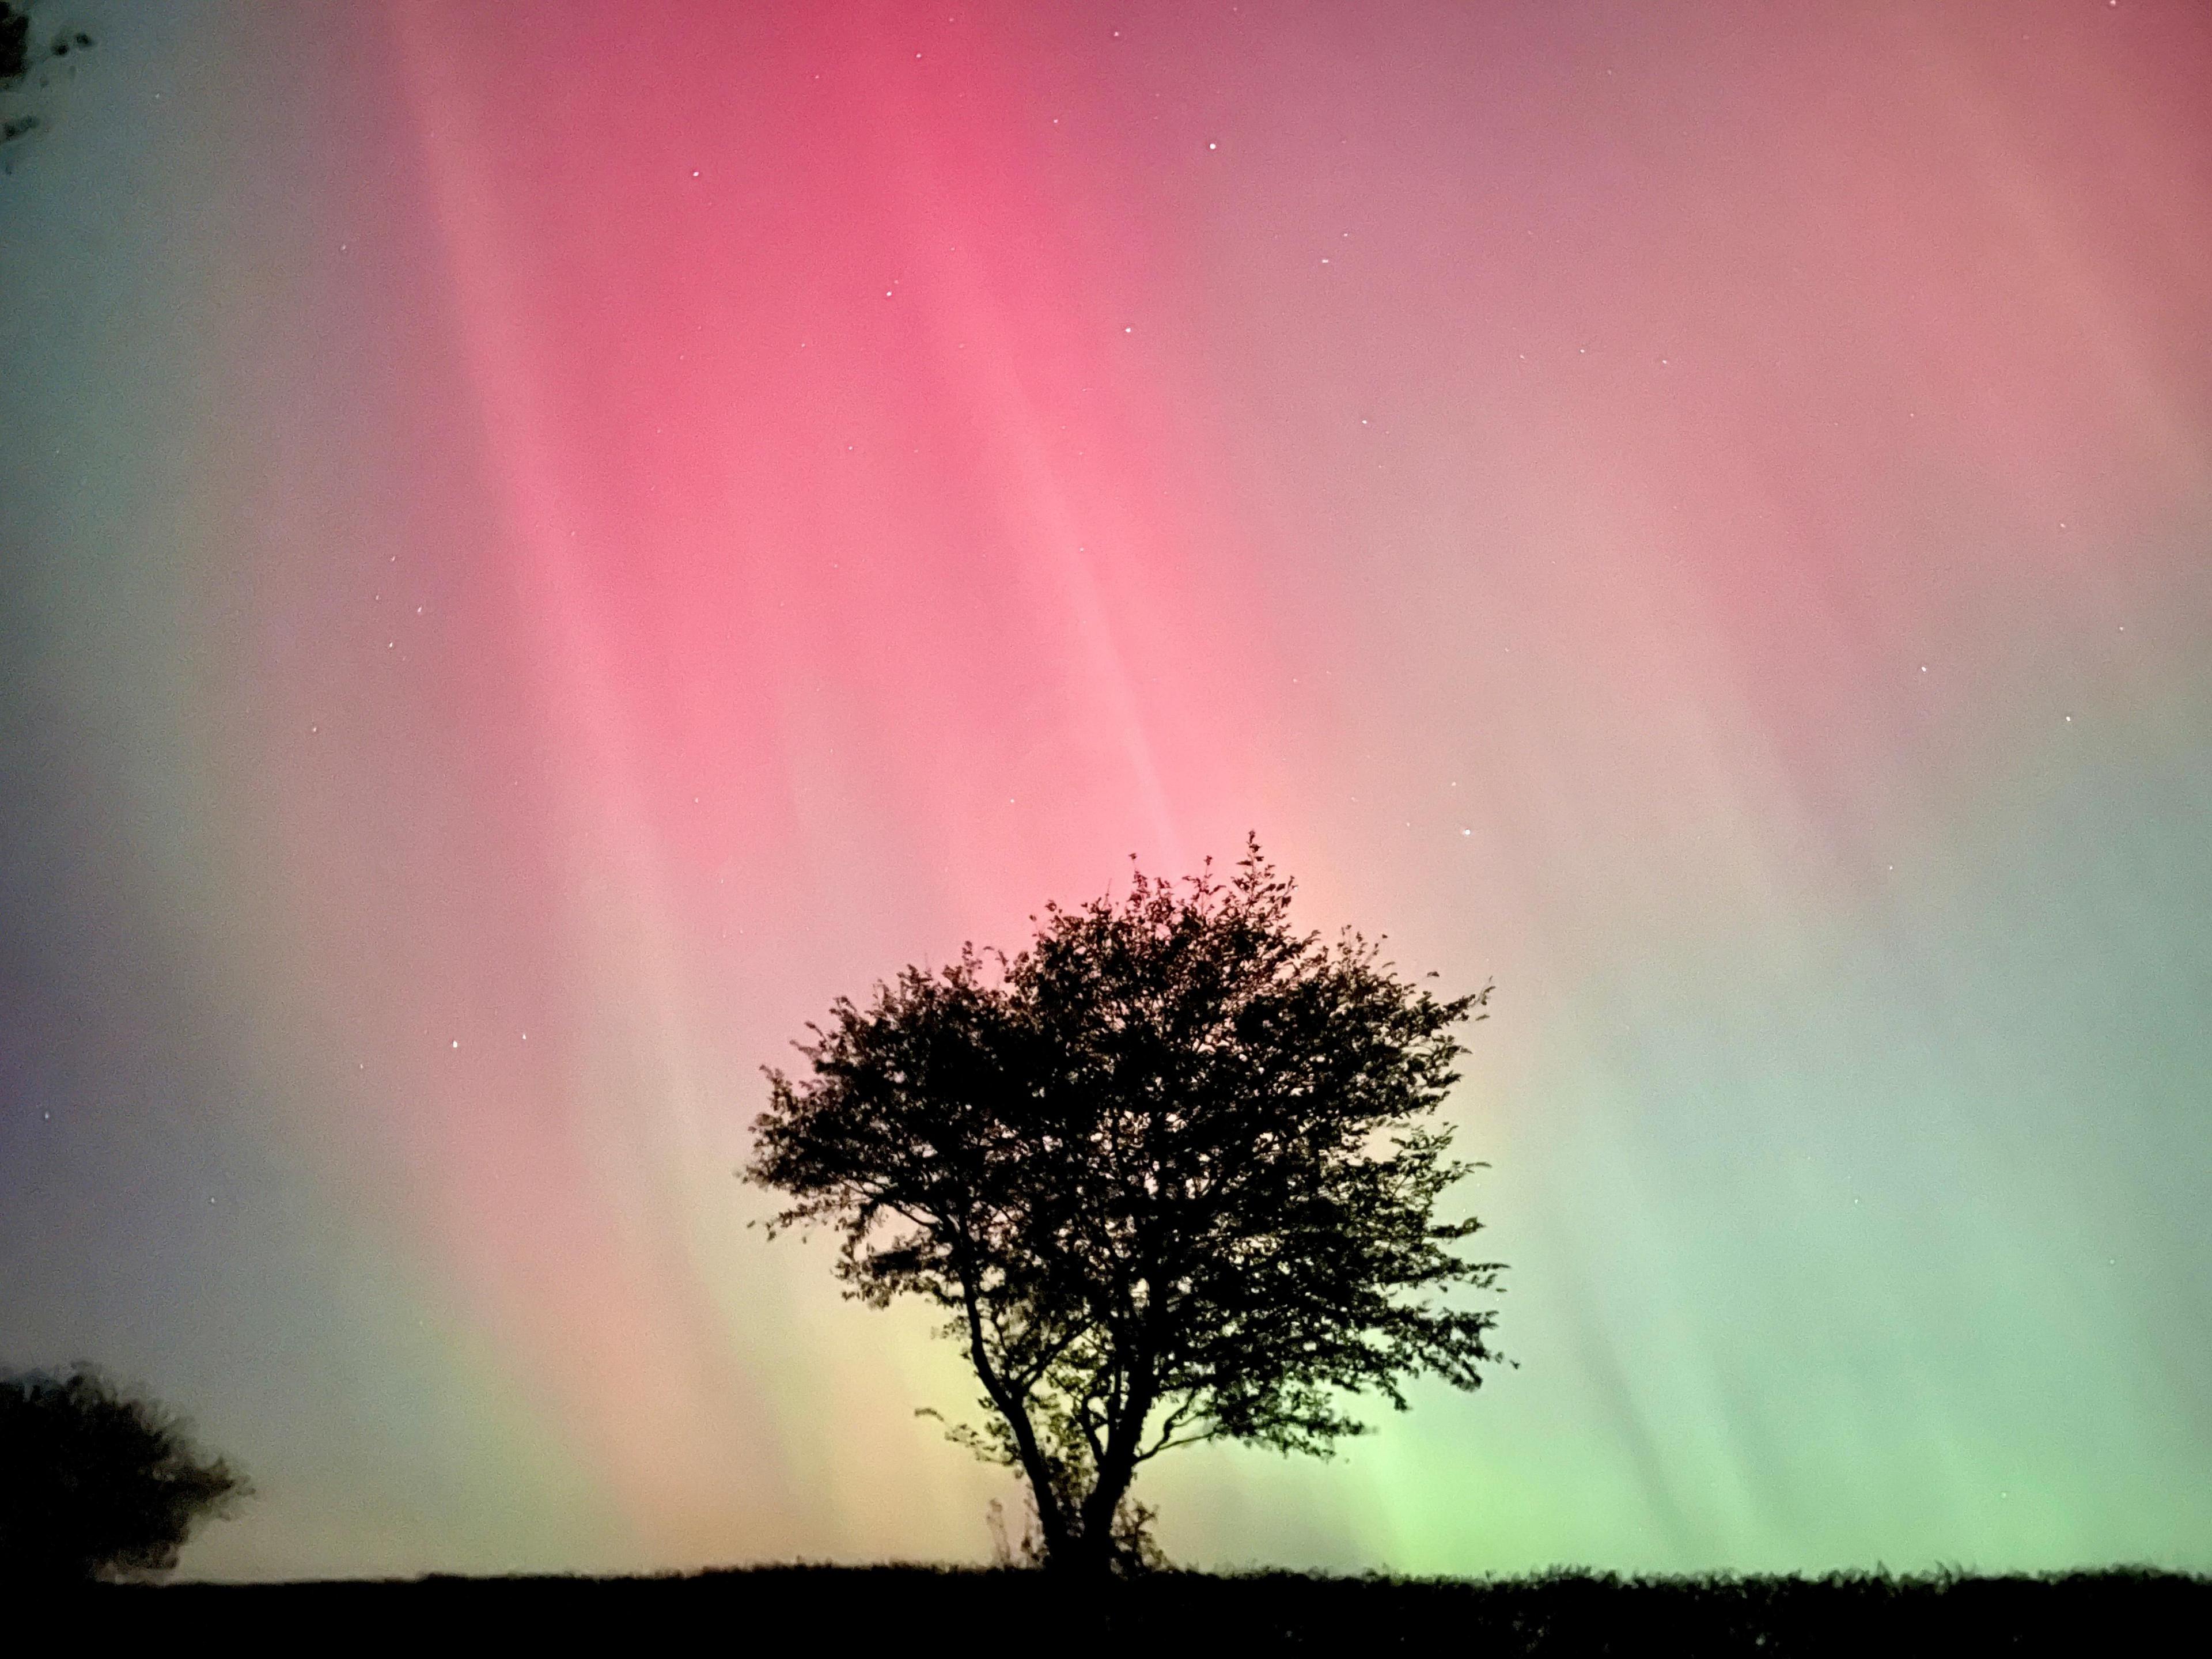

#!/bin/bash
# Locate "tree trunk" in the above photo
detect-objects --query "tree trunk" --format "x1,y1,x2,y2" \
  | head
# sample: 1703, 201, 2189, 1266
1048, 1450, 1139, 1580
1047, 1523, 1119, 1580
1024, 1462, 1071, 1567
958, 1277, 1071, 1567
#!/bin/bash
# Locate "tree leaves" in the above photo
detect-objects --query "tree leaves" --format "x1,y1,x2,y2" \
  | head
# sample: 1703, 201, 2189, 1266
0, 1365, 248, 1582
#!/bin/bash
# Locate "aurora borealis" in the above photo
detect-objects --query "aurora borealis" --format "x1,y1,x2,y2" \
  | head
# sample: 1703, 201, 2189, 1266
3, 0, 2210, 1582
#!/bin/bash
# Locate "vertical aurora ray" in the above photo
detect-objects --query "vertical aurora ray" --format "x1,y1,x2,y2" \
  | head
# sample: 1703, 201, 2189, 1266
2, 0, 2210, 1580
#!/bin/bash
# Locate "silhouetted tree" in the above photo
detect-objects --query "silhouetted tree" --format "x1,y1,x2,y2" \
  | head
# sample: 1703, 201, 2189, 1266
1, 3, 98, 152
747, 839, 1506, 1578
0, 1364, 249, 1583
1, 7, 28, 84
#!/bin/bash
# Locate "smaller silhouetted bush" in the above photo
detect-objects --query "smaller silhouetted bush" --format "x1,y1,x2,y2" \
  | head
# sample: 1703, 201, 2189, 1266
0, 1363, 249, 1584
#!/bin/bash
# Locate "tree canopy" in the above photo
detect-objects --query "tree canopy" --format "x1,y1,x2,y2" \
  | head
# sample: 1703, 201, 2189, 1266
747, 840, 1506, 1575
0, 1363, 249, 1582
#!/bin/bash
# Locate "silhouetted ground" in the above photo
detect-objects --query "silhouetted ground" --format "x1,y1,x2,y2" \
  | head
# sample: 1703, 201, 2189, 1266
55, 1565, 2212, 1651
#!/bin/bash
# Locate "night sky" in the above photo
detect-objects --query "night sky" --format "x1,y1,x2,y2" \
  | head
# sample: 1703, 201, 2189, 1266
3, 0, 2210, 1582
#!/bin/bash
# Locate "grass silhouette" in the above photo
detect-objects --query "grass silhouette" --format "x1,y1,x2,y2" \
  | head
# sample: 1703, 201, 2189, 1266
71, 1563, 2211, 1650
